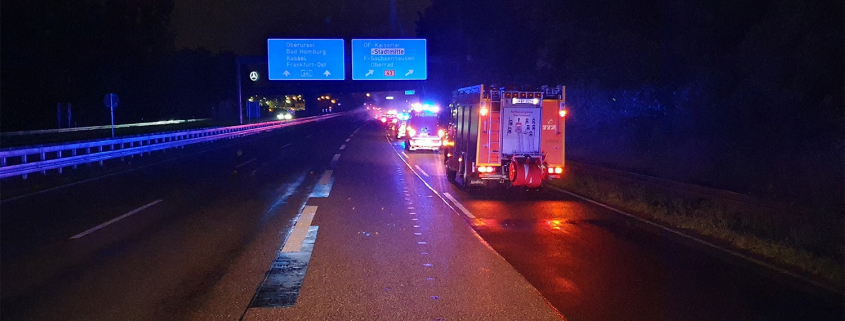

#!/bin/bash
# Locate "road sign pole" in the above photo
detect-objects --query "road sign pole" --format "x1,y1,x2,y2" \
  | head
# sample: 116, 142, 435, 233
110, 97, 115, 138
237, 61, 243, 124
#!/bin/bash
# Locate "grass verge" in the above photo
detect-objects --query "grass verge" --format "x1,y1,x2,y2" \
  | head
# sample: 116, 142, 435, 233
551, 166, 844, 291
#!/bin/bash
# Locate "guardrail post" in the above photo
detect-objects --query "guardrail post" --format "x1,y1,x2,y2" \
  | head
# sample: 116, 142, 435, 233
73, 149, 78, 169
57, 150, 62, 174
1, 157, 5, 167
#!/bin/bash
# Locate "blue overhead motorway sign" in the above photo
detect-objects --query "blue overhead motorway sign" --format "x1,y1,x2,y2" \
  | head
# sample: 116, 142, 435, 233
351, 39, 427, 80
267, 39, 345, 80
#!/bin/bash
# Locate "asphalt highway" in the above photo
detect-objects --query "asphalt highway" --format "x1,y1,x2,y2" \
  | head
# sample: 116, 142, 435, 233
1, 113, 841, 320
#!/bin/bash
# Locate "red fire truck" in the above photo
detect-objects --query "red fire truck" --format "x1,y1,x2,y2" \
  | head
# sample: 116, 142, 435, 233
441, 85, 566, 190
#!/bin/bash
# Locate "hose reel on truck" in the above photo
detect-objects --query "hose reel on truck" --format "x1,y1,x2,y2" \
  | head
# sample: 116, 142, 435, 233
508, 155, 545, 188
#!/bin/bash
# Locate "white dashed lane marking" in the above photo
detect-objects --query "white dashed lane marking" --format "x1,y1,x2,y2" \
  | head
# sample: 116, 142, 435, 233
71, 199, 163, 239
443, 192, 476, 219
414, 165, 430, 177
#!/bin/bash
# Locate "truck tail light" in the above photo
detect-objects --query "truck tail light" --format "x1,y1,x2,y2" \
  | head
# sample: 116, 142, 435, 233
559, 110, 567, 117
555, 167, 563, 174
480, 107, 489, 116
477, 166, 496, 173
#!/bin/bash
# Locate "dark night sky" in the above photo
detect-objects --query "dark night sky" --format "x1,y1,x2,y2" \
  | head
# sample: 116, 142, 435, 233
172, 0, 431, 55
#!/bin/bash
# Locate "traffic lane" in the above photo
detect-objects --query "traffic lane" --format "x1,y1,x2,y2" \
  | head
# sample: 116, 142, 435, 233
184, 124, 367, 320
0, 115, 365, 258
1, 117, 364, 320
464, 204, 843, 321
402, 150, 843, 320
0, 120, 320, 260
2, 117, 363, 320
244, 121, 564, 320
0, 119, 324, 292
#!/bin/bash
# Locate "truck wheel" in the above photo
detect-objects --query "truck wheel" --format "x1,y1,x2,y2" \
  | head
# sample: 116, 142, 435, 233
446, 168, 457, 182
461, 163, 473, 192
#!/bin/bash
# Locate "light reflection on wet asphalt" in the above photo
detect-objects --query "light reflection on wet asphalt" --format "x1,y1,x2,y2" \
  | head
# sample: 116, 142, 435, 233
388, 132, 843, 321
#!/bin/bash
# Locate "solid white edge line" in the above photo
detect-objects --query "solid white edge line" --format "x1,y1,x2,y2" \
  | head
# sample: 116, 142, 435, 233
235, 158, 257, 168
319, 170, 333, 185
282, 205, 318, 252
443, 192, 475, 219
401, 152, 409, 158
414, 165, 430, 177
546, 184, 839, 294
70, 199, 163, 239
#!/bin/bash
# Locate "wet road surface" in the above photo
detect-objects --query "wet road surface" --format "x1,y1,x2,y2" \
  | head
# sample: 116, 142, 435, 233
393, 128, 844, 321
1, 114, 841, 320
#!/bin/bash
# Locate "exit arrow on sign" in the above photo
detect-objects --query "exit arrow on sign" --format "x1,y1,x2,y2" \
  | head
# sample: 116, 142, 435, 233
283, 70, 291, 76
323, 70, 331, 77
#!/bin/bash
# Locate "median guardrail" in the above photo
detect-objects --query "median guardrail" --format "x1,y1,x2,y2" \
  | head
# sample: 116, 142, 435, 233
0, 113, 344, 179
0, 118, 211, 136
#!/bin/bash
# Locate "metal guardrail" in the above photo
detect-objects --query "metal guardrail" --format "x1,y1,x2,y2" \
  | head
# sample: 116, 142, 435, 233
1, 118, 211, 136
0, 113, 344, 179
